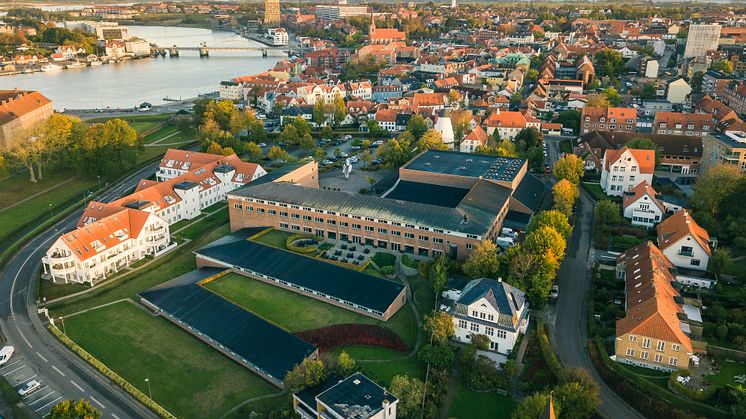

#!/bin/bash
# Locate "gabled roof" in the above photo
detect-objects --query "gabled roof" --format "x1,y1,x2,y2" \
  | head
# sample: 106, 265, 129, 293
656, 209, 710, 256
483, 110, 527, 129
0, 90, 51, 124
457, 278, 525, 317
463, 125, 488, 145
622, 180, 665, 213
603, 146, 655, 174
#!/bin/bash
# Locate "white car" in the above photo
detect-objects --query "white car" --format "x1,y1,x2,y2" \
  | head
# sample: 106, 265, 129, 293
349, 156, 359, 163
18, 380, 41, 397
550, 285, 559, 299
258, 142, 267, 147
0, 346, 14, 366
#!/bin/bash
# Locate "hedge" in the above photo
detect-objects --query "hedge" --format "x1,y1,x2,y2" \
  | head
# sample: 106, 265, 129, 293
49, 325, 177, 419
295, 323, 408, 353
536, 318, 564, 380
589, 337, 726, 419
285, 234, 320, 254
401, 254, 419, 269
668, 369, 716, 402
372, 252, 396, 268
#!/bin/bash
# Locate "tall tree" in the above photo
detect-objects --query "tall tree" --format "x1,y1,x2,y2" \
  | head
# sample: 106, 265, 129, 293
407, 114, 428, 139
462, 240, 501, 279
528, 210, 572, 238
552, 179, 579, 216
50, 399, 102, 419
553, 154, 585, 184
390, 375, 426, 419
428, 255, 449, 305
332, 93, 346, 127
244, 141, 263, 162
284, 358, 325, 392
417, 129, 448, 150
268, 146, 290, 162
692, 164, 741, 219
313, 98, 327, 127
423, 311, 455, 344
523, 226, 566, 262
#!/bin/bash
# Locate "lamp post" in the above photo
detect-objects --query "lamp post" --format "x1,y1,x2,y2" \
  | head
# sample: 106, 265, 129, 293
97, 175, 101, 190
59, 317, 66, 335
145, 378, 152, 399
48, 203, 53, 220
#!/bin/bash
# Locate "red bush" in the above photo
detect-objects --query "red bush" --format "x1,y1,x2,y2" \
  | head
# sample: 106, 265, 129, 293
296, 323, 408, 353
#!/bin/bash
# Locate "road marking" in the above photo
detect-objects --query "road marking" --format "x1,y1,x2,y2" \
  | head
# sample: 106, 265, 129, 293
51, 365, 66, 377
70, 380, 84, 392
90, 396, 105, 409
36, 352, 48, 363
111, 414, 120, 419
35, 396, 62, 412
28, 390, 56, 405
16, 375, 38, 386
4, 364, 26, 376
0, 360, 22, 371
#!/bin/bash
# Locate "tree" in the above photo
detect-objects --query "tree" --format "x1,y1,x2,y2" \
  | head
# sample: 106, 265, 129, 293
596, 199, 622, 227
417, 129, 448, 151
690, 71, 704, 94
462, 240, 501, 279
206, 141, 230, 156
73, 119, 142, 177
428, 255, 449, 305
34, 113, 80, 179
417, 343, 455, 370
268, 145, 289, 161
280, 117, 312, 147
594, 49, 624, 79
6, 140, 39, 182
452, 111, 472, 147
390, 375, 426, 419
50, 399, 102, 419
423, 311, 455, 344
377, 135, 413, 167
336, 351, 356, 376
407, 114, 427, 140
367, 120, 387, 138
284, 358, 325, 392
709, 248, 732, 277
244, 141, 263, 162
359, 149, 373, 167
554, 110, 581, 134
512, 393, 554, 419
523, 226, 566, 262
555, 376, 600, 419
712, 60, 733, 74
528, 210, 572, 238
602, 86, 622, 106
313, 98, 327, 127
692, 164, 741, 219
332, 93, 346, 126
553, 154, 585, 184
585, 94, 611, 108
515, 127, 543, 150
470, 334, 490, 350
552, 179, 579, 216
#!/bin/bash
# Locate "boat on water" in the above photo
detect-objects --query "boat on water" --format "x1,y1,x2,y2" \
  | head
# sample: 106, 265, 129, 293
89, 60, 102, 66
65, 61, 87, 69
40, 64, 62, 72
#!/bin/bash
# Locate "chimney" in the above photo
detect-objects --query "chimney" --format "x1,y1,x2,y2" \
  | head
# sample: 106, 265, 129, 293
462, 214, 468, 224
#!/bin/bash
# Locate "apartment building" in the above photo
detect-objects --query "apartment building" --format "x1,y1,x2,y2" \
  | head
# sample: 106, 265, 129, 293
721, 81, 746, 116
657, 209, 711, 271
0, 90, 53, 150
451, 278, 529, 357
684, 24, 721, 58
600, 147, 655, 196
702, 131, 746, 174
652, 112, 713, 137
483, 109, 539, 140
614, 242, 694, 371
293, 373, 398, 419
42, 208, 170, 285
581, 107, 637, 135
228, 150, 545, 260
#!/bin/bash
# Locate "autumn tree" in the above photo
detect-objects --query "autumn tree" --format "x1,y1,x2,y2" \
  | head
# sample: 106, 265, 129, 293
528, 210, 572, 238
553, 154, 585, 184
470, 334, 491, 350
512, 393, 556, 419
692, 164, 741, 219
50, 399, 102, 419
462, 240, 501, 279
602, 86, 622, 106
34, 113, 81, 179
452, 111, 473, 147
73, 119, 142, 177
336, 351, 356, 376
552, 179, 579, 217
423, 311, 455, 344
268, 145, 290, 161
523, 226, 566, 263
406, 114, 428, 139
284, 358, 325, 392
595, 199, 622, 227
313, 98, 327, 127
417, 129, 448, 150
390, 375, 426, 419
427, 255, 449, 305
377, 133, 413, 167
332, 93, 346, 126
244, 141, 263, 163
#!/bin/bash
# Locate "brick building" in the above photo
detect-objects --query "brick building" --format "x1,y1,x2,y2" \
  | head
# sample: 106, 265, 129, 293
581, 107, 637, 135
0, 90, 53, 150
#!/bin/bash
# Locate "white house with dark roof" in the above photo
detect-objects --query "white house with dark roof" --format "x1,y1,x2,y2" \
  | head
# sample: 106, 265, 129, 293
656, 209, 711, 271
293, 372, 398, 419
622, 181, 665, 228
451, 278, 529, 357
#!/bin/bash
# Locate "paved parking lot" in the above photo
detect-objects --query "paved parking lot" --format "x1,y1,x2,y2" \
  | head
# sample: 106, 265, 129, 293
1, 353, 62, 417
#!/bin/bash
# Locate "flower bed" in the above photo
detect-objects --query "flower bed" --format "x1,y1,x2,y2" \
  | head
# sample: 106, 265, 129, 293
285, 234, 321, 254
296, 323, 408, 353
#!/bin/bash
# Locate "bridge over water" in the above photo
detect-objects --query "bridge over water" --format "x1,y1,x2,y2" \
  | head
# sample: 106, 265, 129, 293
153, 43, 290, 57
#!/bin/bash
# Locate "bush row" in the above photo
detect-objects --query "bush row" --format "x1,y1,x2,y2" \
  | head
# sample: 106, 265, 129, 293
285, 234, 320, 254
668, 370, 717, 402
536, 318, 564, 380
296, 323, 408, 352
48, 325, 177, 419
589, 337, 726, 419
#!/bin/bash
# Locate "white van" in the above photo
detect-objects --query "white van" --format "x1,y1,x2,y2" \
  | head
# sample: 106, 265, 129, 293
501, 228, 518, 238
0, 346, 14, 366
495, 237, 515, 249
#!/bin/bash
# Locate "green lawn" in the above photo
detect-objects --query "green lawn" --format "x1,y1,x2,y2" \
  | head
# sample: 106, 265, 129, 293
87, 114, 172, 134
447, 380, 517, 419
337, 345, 425, 384
174, 207, 229, 240
708, 360, 746, 387
204, 273, 418, 346
559, 139, 572, 154
49, 222, 230, 317
251, 229, 294, 250
143, 125, 179, 143
582, 182, 606, 201
64, 301, 277, 418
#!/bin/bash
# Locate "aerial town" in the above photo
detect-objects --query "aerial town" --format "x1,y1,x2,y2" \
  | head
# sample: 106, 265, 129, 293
0, 1, 745, 419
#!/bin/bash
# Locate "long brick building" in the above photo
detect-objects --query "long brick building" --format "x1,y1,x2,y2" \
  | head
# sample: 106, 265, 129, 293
227, 150, 545, 260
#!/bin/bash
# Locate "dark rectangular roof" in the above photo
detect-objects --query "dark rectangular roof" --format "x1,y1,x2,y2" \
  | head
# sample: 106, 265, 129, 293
247, 162, 309, 186
403, 149, 526, 182
384, 180, 470, 208
174, 180, 200, 190
317, 373, 398, 418
123, 200, 151, 210
512, 173, 546, 213
195, 235, 405, 314
139, 269, 316, 384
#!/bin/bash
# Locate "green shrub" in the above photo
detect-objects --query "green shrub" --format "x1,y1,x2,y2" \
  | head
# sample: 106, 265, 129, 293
372, 252, 396, 268
318, 242, 333, 251
285, 234, 320, 253
536, 318, 564, 380
401, 254, 419, 269
380, 265, 395, 275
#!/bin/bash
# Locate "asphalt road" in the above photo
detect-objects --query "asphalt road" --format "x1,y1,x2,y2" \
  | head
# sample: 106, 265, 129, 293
0, 161, 172, 418
543, 138, 644, 419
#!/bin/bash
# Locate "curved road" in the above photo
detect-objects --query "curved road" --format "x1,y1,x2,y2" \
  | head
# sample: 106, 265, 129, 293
0, 160, 174, 418
543, 138, 644, 419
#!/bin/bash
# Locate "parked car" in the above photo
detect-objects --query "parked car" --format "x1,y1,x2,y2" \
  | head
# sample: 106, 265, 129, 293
351, 145, 361, 151
372, 140, 384, 147
550, 284, 560, 299
372, 158, 383, 165
0, 346, 14, 366
321, 159, 333, 166
339, 152, 349, 158
258, 142, 267, 148
349, 156, 359, 163
18, 380, 41, 397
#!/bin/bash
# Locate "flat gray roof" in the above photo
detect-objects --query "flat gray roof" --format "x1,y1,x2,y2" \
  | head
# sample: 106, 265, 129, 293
404, 150, 526, 182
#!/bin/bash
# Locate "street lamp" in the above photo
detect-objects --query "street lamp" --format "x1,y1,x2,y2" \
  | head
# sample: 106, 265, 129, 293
97, 175, 101, 190
145, 378, 152, 399
59, 317, 66, 335
48, 203, 53, 220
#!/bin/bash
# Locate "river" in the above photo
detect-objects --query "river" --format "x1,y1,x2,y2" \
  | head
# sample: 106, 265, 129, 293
0, 25, 283, 109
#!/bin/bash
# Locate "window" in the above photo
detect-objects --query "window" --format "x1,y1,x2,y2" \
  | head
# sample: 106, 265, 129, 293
691, 259, 701, 266
679, 246, 693, 257
656, 341, 665, 351
466, 243, 473, 249
327, 219, 336, 225
433, 237, 444, 244
654, 353, 663, 363
640, 351, 649, 360
626, 347, 635, 357
280, 211, 288, 217
378, 228, 388, 234
268, 209, 276, 215
470, 323, 480, 333
291, 213, 300, 219
340, 222, 349, 227
392, 230, 401, 236
669, 357, 678, 366
404, 232, 415, 239
642, 338, 650, 348
485, 326, 494, 336
458, 320, 467, 329
497, 329, 507, 339
315, 217, 324, 223
629, 335, 637, 342
365, 226, 374, 232
672, 343, 681, 352
419, 235, 429, 241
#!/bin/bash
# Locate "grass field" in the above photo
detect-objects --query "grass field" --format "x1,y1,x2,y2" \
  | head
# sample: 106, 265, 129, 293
87, 114, 172, 134
143, 125, 179, 143
447, 380, 517, 419
708, 360, 746, 387
252, 229, 294, 250
64, 301, 277, 418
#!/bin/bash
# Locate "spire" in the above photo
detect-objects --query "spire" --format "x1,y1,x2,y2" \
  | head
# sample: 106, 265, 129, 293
370, 9, 375, 31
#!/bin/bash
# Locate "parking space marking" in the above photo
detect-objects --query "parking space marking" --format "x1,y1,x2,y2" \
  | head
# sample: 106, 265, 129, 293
51, 365, 65, 377
0, 360, 22, 372
70, 380, 84, 392
35, 396, 62, 412
36, 352, 48, 363
16, 374, 38, 387
90, 396, 105, 409
3, 364, 26, 376
28, 390, 56, 405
